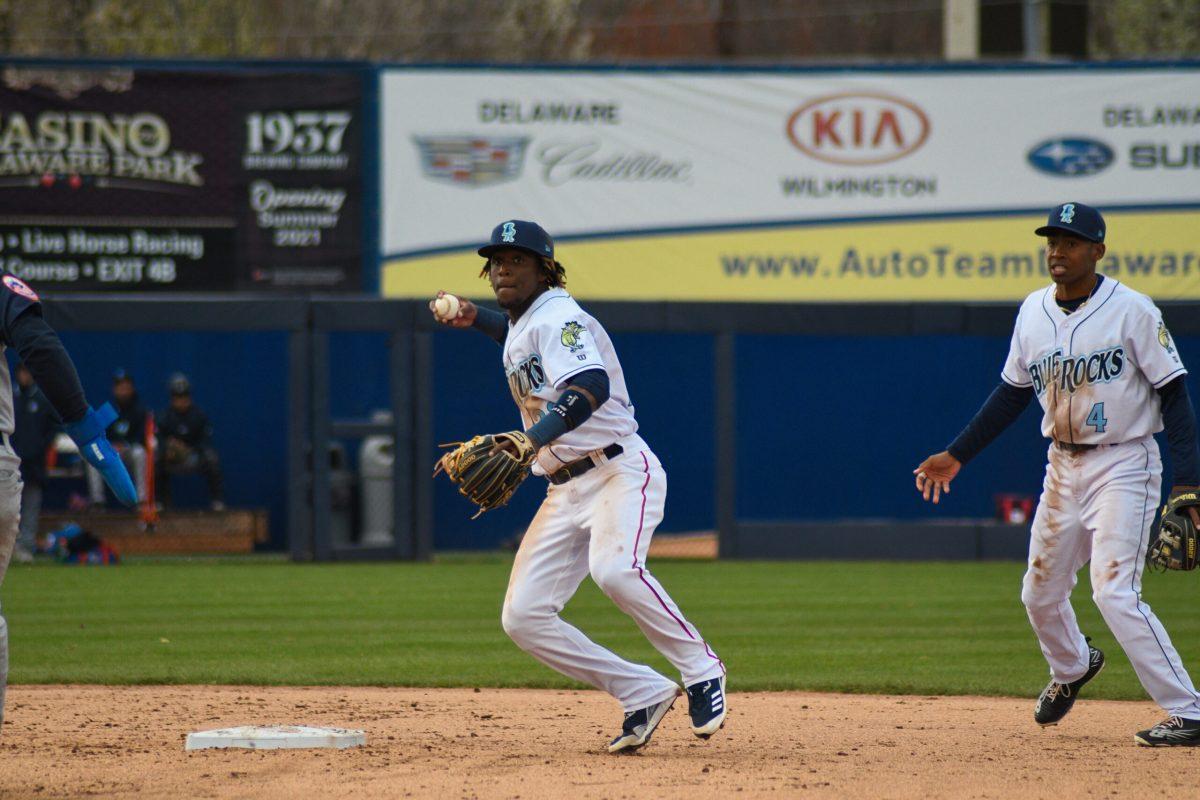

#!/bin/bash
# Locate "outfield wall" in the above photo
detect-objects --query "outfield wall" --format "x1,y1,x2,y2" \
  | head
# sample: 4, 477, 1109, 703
379, 63, 1200, 303
41, 314, 1200, 553
6, 59, 1200, 553
0, 60, 373, 293
372, 61, 1200, 552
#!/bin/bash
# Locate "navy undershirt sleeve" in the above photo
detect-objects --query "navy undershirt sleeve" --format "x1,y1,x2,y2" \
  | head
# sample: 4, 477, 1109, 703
526, 369, 610, 448
946, 382, 1035, 464
563, 368, 609, 405
1158, 376, 1200, 487
471, 305, 508, 345
8, 309, 88, 424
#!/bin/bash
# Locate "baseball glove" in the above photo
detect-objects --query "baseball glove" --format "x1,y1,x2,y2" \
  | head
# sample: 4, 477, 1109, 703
163, 437, 193, 466
1148, 488, 1200, 572
433, 431, 536, 518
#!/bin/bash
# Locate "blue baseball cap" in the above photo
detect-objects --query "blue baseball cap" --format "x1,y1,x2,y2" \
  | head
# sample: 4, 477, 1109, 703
168, 372, 191, 395
1035, 202, 1106, 243
478, 220, 555, 260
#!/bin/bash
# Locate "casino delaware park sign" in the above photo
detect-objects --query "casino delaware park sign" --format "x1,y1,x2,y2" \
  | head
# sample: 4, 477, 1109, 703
378, 65, 1200, 303
0, 64, 367, 292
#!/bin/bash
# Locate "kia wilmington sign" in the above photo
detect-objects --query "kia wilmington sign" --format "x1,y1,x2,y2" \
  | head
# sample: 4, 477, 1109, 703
0, 65, 366, 292
785, 92, 930, 166
380, 66, 1200, 302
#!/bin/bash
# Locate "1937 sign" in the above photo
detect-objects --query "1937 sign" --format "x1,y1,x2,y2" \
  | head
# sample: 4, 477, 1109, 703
0, 65, 365, 292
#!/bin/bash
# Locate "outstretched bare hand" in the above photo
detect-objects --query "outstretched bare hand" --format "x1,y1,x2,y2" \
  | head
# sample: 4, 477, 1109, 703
913, 451, 961, 504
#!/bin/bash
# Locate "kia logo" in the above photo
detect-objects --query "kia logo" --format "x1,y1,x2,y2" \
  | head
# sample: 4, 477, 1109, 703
786, 92, 930, 166
1027, 137, 1114, 177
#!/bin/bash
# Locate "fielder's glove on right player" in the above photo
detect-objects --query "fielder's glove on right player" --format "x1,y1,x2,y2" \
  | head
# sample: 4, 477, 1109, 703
434, 431, 536, 518
1148, 488, 1200, 572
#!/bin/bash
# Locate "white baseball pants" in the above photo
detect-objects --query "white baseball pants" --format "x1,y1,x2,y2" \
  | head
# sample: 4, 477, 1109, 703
0, 444, 24, 733
502, 444, 725, 713
1022, 435, 1200, 718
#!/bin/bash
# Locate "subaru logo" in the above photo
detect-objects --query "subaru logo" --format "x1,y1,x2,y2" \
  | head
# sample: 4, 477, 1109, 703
1027, 137, 1114, 177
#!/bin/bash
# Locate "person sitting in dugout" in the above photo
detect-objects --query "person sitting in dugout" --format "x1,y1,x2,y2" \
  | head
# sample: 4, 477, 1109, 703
155, 373, 225, 511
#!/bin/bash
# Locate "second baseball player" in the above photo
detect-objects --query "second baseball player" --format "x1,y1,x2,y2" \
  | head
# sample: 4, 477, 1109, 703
914, 202, 1200, 746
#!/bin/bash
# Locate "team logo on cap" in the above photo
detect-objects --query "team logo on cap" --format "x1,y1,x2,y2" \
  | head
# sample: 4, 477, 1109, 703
412, 135, 529, 187
2, 275, 38, 302
1059, 203, 1076, 223
502, 222, 517, 243
1027, 138, 1114, 177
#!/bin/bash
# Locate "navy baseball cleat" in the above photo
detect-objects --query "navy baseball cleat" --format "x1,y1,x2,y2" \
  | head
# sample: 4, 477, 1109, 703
1034, 643, 1105, 726
1135, 716, 1200, 746
686, 676, 727, 738
607, 692, 678, 754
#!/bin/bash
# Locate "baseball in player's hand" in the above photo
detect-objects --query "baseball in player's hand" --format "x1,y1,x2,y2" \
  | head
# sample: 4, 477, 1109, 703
429, 290, 477, 328
913, 451, 961, 504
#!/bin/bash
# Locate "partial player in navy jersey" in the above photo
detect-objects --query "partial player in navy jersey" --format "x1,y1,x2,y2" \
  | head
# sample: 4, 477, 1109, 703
0, 272, 136, 734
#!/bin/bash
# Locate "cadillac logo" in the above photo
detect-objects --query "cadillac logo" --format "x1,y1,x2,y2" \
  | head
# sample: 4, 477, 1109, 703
412, 135, 529, 187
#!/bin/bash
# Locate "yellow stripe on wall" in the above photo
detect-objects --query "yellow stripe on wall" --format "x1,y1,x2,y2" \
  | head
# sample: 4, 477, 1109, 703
383, 211, 1200, 303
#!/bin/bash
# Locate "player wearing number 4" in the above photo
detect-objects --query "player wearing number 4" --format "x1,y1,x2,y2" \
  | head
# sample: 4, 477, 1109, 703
430, 220, 726, 753
914, 202, 1200, 746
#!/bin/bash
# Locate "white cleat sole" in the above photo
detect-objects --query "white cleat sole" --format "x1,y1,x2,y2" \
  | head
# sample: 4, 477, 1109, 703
692, 710, 726, 738
1134, 733, 1200, 747
607, 693, 678, 754
1034, 659, 1104, 728
692, 677, 728, 738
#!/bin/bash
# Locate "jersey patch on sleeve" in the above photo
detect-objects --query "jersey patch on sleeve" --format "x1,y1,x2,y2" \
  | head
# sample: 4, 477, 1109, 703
560, 321, 587, 353
2, 275, 38, 302
1158, 321, 1176, 355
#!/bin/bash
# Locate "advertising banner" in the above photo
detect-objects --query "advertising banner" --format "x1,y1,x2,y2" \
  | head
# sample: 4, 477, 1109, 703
380, 66, 1200, 302
0, 64, 364, 292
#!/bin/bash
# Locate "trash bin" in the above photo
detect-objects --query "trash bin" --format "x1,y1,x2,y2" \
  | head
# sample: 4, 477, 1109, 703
358, 411, 395, 547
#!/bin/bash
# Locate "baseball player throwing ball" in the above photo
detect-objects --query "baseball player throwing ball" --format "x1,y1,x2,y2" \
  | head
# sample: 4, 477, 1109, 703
914, 202, 1200, 746
431, 220, 726, 753
0, 271, 137, 734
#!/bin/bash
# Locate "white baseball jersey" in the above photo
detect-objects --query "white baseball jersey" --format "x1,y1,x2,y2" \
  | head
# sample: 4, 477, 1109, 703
1012, 275, 1200, 718
502, 288, 638, 476
1001, 278, 1185, 445
496, 287, 725, 715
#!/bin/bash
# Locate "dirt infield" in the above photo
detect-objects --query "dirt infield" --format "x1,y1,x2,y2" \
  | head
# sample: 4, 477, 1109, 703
0, 686, 1194, 799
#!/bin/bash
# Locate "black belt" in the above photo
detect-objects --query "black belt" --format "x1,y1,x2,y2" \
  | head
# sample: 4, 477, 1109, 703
1055, 440, 1098, 454
548, 444, 624, 485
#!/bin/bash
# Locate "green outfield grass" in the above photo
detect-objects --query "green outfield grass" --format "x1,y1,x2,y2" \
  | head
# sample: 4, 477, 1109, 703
3, 556, 1199, 699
